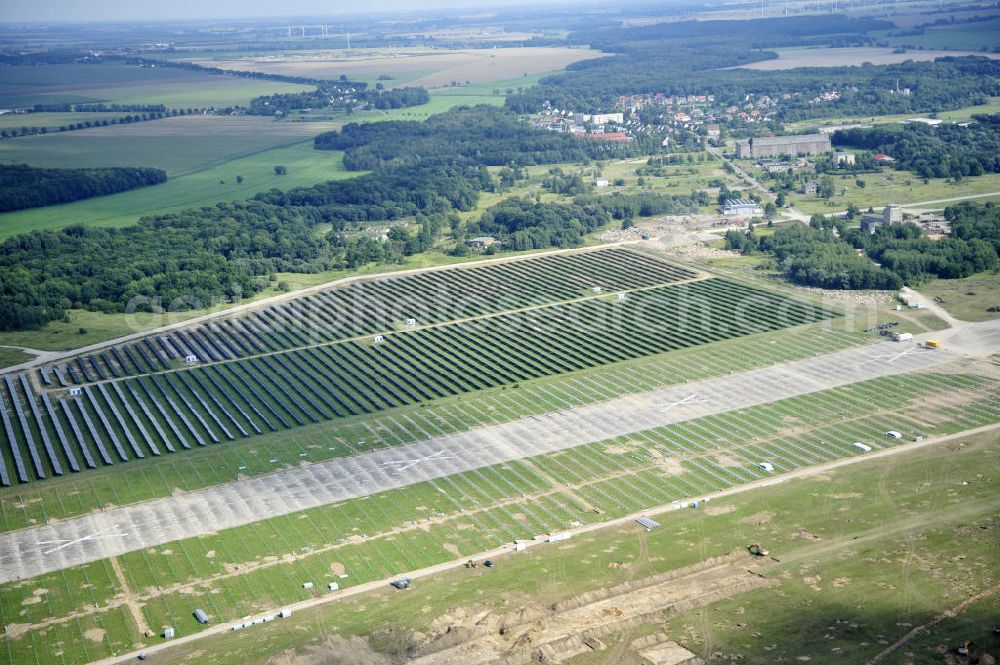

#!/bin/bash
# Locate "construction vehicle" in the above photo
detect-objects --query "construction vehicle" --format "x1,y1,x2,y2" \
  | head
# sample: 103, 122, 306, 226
924, 340, 941, 349
390, 578, 411, 590
747, 544, 769, 557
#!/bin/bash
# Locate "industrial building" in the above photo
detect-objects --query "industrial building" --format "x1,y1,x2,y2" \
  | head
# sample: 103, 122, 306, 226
721, 198, 763, 217
735, 134, 831, 159
861, 204, 903, 233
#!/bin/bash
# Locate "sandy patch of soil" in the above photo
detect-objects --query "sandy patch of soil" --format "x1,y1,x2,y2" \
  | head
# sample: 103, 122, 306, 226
3, 624, 30, 639
741, 511, 774, 526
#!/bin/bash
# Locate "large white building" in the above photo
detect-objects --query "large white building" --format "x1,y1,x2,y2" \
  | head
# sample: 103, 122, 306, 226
722, 198, 763, 217
736, 134, 831, 159
579, 112, 624, 125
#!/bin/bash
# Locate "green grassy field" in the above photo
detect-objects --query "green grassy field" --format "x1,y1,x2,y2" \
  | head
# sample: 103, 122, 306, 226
782, 171, 1000, 215
1, 371, 994, 665
0, 115, 333, 176
0, 141, 355, 240
160, 429, 1000, 665
0, 63, 313, 109
0, 348, 32, 369
783, 96, 1000, 133
917, 270, 1000, 322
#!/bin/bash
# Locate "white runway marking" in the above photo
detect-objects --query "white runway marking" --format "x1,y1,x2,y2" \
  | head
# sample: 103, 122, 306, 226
871, 347, 921, 363
381, 450, 454, 473
37, 525, 129, 555
656, 394, 708, 409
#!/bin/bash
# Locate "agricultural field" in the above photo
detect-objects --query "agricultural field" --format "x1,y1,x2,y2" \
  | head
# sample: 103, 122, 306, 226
882, 16, 1000, 51
0, 63, 314, 109
0, 364, 996, 665
183, 46, 605, 89
0, 115, 333, 176
0, 141, 355, 239
0, 111, 136, 132
733, 45, 1000, 70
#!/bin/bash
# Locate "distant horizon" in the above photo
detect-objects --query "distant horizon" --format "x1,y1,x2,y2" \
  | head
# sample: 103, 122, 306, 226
0, 0, 591, 24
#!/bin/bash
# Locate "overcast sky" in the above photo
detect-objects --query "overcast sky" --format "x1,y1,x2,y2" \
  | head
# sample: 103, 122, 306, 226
1, 0, 554, 23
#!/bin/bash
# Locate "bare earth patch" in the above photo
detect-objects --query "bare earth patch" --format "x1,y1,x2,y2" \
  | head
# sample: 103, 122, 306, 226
741, 511, 774, 526
85, 627, 106, 643
3, 623, 30, 639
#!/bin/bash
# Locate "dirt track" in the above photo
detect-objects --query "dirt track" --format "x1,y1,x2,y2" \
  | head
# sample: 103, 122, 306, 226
409, 550, 772, 665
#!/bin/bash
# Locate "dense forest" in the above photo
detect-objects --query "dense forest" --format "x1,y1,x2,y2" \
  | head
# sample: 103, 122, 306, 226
726, 206, 1000, 289
505, 14, 999, 120
0, 164, 166, 212
832, 116, 1000, 179
0, 165, 487, 331
315, 106, 647, 169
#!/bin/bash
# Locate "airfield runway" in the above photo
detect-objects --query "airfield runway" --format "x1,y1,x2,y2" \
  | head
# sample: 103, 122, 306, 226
1, 320, 997, 583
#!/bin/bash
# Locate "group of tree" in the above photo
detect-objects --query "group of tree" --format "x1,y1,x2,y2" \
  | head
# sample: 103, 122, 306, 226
503, 12, 998, 123
832, 115, 1000, 180
248, 80, 429, 116
0, 164, 166, 213
315, 106, 642, 170
725, 205, 999, 290
468, 190, 707, 251
0, 163, 487, 331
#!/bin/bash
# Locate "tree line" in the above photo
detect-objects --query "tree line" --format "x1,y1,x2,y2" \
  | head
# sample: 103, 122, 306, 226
725, 206, 999, 289
832, 116, 1000, 180
0, 164, 167, 213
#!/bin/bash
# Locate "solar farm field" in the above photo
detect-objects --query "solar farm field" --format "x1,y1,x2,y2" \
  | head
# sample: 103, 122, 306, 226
0, 323, 866, 531
4, 248, 839, 493
1, 367, 997, 665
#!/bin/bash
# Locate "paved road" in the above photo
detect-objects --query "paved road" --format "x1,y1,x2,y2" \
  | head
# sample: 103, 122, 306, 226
706, 146, 809, 222
2, 320, 996, 584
